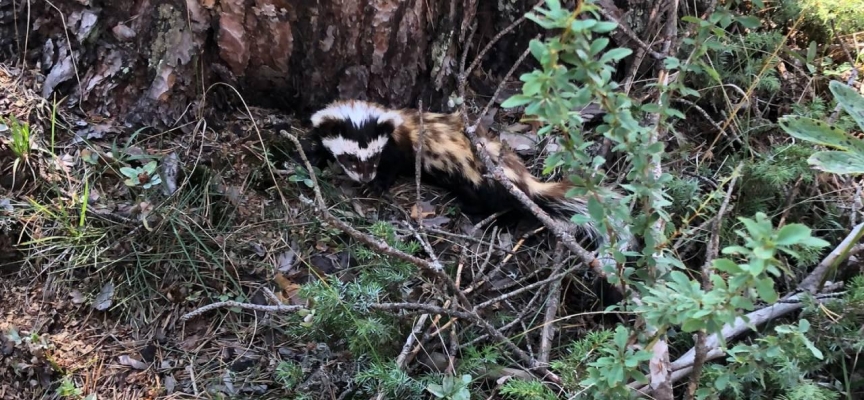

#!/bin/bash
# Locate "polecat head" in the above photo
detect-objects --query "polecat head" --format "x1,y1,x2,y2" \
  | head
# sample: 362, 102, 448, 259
310, 100, 402, 183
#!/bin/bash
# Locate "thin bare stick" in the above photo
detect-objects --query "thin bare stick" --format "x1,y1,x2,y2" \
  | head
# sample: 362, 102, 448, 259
464, 0, 546, 80
473, 266, 575, 311
280, 129, 559, 382
415, 100, 426, 229
632, 282, 845, 392
180, 301, 303, 321
395, 314, 431, 368
639, 1, 680, 397
686, 162, 740, 400
457, 12, 627, 287
827, 19, 859, 125
460, 284, 547, 348
799, 222, 864, 293
635, 219, 864, 390
538, 243, 565, 364
469, 35, 539, 135
596, 8, 665, 60
280, 130, 465, 300
371, 302, 563, 383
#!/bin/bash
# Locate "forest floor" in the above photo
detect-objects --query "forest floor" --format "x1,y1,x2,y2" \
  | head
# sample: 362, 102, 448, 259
0, 61, 600, 399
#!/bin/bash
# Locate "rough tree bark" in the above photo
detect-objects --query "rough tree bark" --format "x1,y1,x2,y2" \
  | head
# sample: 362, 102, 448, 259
0, 0, 554, 130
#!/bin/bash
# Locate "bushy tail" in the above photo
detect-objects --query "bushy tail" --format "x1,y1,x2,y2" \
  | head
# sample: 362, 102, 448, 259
527, 180, 635, 258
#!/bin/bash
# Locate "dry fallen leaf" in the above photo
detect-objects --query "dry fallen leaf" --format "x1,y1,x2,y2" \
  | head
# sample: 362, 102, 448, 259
410, 201, 436, 221
118, 355, 149, 370
69, 289, 85, 304
274, 273, 304, 305
93, 281, 114, 311
275, 246, 297, 273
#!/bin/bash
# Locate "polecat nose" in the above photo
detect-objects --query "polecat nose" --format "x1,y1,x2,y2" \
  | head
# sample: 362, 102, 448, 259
359, 174, 375, 183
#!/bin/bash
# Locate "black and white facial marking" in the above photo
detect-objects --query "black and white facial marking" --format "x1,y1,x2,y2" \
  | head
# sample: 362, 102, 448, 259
310, 101, 403, 183
320, 135, 388, 182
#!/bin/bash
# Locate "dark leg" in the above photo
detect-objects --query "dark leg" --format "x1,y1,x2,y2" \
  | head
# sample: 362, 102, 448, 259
368, 163, 401, 196
367, 144, 409, 196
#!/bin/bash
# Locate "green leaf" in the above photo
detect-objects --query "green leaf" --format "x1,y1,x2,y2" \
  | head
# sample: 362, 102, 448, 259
143, 161, 159, 173
806, 41, 817, 63
523, 78, 543, 96
641, 103, 661, 113
801, 336, 824, 360
529, 39, 546, 63
589, 38, 610, 56
681, 318, 705, 332
663, 57, 680, 70
755, 278, 778, 303
679, 86, 701, 98
808, 151, 864, 175
775, 224, 811, 246
500, 95, 534, 108
587, 195, 605, 222
665, 108, 686, 119
713, 258, 741, 273
426, 383, 445, 397
119, 167, 139, 178
829, 80, 864, 133
778, 115, 864, 153
735, 15, 761, 29
681, 16, 703, 24
599, 48, 633, 64
571, 19, 598, 32
592, 21, 618, 33
703, 65, 722, 83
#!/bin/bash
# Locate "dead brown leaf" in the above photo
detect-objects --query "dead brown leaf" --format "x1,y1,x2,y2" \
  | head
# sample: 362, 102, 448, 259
411, 201, 436, 221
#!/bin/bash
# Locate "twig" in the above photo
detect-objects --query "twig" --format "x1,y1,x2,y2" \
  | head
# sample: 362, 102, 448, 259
279, 130, 560, 382
408, 225, 445, 271
180, 301, 303, 321
395, 314, 431, 368
416, 100, 425, 229
777, 175, 804, 228
463, 0, 546, 81
457, 38, 606, 284
702, 163, 741, 285
632, 282, 845, 392
417, 226, 515, 255
371, 302, 562, 383
827, 19, 859, 125
639, 1, 680, 397
673, 98, 742, 145
635, 220, 864, 391
459, 283, 547, 349
799, 222, 864, 293
538, 243, 565, 365
468, 35, 539, 135
280, 130, 468, 302
473, 265, 577, 311
686, 162, 741, 399
465, 226, 543, 295
596, 8, 665, 60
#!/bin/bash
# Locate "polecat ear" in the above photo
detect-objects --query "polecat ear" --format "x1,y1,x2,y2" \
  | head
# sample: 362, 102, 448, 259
375, 120, 396, 138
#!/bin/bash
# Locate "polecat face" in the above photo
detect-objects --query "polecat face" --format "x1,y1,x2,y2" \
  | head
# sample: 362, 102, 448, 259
321, 135, 388, 183
310, 100, 403, 184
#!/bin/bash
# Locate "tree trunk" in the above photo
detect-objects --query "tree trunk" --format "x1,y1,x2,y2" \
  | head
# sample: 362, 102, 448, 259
0, 0, 553, 130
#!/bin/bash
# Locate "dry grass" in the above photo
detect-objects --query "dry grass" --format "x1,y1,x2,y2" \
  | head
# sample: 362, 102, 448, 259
0, 61, 604, 399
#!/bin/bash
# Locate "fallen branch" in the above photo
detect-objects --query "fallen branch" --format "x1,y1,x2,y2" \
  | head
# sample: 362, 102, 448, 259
633, 283, 845, 392
633, 219, 864, 392
687, 162, 741, 399
180, 300, 304, 321
279, 129, 562, 384
457, 35, 604, 281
